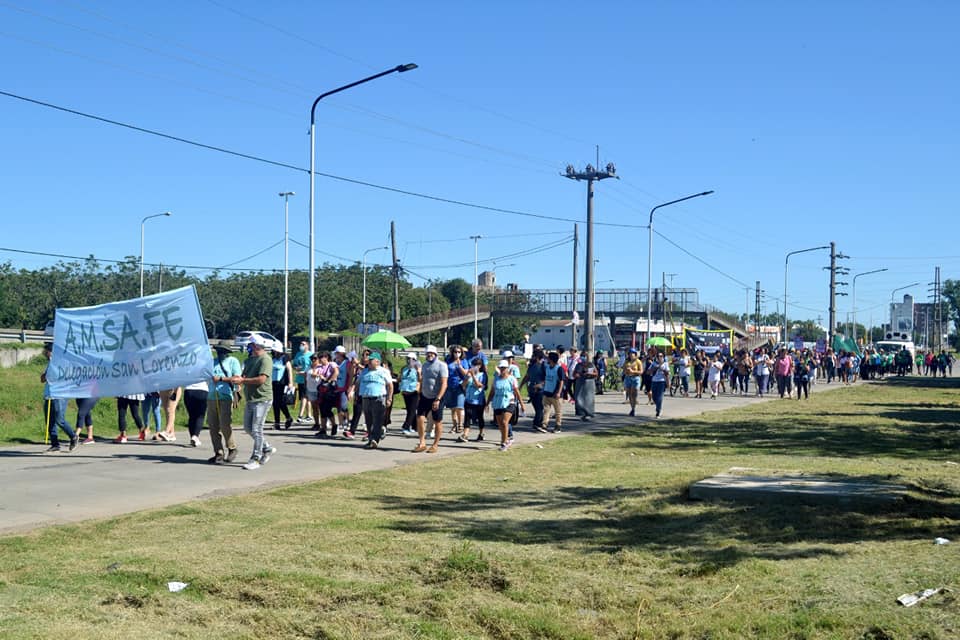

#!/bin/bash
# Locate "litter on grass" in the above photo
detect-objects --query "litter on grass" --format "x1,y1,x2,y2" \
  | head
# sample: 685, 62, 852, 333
167, 582, 189, 593
535, 443, 544, 449
934, 537, 950, 545
897, 588, 940, 607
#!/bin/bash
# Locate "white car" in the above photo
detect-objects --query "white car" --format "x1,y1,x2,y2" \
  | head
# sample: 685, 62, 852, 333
233, 330, 280, 349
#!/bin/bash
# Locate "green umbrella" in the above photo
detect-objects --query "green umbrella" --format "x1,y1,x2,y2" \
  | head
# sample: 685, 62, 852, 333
361, 330, 411, 351
646, 336, 673, 348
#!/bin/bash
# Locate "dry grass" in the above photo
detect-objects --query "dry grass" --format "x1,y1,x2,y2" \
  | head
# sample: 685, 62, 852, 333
0, 376, 958, 638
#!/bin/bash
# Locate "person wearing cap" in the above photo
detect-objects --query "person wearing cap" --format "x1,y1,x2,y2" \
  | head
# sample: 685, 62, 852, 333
502, 350, 523, 434
270, 341, 294, 429
292, 340, 313, 424
486, 359, 524, 451
413, 345, 448, 453
398, 353, 421, 436
358, 351, 393, 448
541, 351, 564, 432
623, 348, 643, 417
229, 334, 277, 470
207, 345, 241, 464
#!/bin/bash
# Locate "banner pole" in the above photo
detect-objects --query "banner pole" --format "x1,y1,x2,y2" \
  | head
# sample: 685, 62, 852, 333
44, 398, 51, 444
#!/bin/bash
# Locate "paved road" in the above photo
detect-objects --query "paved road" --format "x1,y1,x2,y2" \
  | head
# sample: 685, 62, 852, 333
1, 379, 849, 534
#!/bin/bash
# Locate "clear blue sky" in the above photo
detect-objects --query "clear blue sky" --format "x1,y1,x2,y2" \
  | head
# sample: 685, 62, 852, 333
1, 1, 957, 329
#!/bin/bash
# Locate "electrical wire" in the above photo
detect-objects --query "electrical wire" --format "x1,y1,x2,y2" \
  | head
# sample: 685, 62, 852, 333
0, 245, 284, 273
405, 235, 572, 269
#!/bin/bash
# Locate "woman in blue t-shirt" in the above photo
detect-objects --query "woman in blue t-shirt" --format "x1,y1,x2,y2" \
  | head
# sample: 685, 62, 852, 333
485, 360, 524, 451
444, 345, 468, 433
461, 356, 487, 443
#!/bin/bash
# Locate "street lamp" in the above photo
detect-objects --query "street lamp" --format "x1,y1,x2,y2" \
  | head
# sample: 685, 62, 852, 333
783, 245, 830, 344
278, 192, 295, 351
307, 63, 417, 349
646, 191, 713, 340
852, 268, 887, 343
889, 282, 920, 337
470, 234, 481, 340
140, 211, 171, 297
362, 245, 388, 329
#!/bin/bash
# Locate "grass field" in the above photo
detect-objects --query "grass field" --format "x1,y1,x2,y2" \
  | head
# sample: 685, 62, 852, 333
1, 376, 958, 638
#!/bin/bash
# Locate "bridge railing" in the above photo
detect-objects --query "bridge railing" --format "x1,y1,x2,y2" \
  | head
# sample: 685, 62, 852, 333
401, 306, 491, 333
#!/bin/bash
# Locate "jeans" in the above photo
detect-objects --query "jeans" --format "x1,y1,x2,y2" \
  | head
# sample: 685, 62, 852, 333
755, 374, 769, 395
45, 397, 75, 446
529, 388, 544, 427
141, 394, 162, 431
243, 401, 271, 460
679, 374, 689, 395
651, 380, 666, 416
776, 374, 789, 397
75, 397, 98, 431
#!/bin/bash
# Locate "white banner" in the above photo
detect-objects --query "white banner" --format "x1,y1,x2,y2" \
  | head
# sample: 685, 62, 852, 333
46, 285, 214, 398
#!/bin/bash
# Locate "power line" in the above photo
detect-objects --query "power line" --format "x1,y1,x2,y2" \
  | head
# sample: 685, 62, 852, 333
405, 235, 573, 269
0, 89, 649, 230
0, 245, 284, 273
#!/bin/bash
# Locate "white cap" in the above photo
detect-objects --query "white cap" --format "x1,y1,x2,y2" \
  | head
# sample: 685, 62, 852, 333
248, 334, 270, 348
333, 345, 346, 354
503, 350, 514, 358
425, 345, 438, 355
497, 359, 510, 369
406, 352, 418, 359
271, 339, 284, 353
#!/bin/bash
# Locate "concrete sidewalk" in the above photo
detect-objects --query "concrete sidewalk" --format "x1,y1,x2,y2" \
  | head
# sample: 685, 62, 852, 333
1, 377, 851, 534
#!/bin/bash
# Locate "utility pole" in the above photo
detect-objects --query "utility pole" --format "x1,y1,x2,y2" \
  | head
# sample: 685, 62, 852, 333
572, 223, 579, 349
755, 281, 761, 338
933, 266, 943, 352
470, 235, 481, 340
391, 220, 400, 334
563, 162, 617, 355
825, 241, 849, 348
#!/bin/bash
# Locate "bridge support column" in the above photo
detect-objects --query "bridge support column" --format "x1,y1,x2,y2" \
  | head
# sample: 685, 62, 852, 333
443, 328, 448, 350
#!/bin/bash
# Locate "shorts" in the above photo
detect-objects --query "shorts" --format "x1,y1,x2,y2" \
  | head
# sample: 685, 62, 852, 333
297, 381, 307, 397
493, 403, 517, 417
444, 385, 465, 409
336, 390, 349, 412
416, 394, 444, 422
624, 375, 641, 389
306, 389, 318, 402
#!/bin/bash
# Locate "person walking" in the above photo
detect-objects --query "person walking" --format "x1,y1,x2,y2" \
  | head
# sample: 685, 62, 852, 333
413, 345, 448, 454
40, 343, 77, 453
675, 349, 691, 397
331, 346, 352, 436
650, 352, 670, 419
207, 345, 241, 464
74, 396, 98, 444
114, 393, 145, 443
754, 348, 771, 396
594, 351, 607, 395
623, 348, 643, 416
230, 334, 276, 470
444, 345, 467, 433
520, 350, 546, 431
774, 348, 793, 398
183, 380, 209, 447
486, 360, 525, 451
270, 342, 294, 430
358, 352, 393, 449
398, 353, 421, 436
462, 356, 487, 442
707, 353, 723, 399
291, 340, 313, 424
141, 391, 162, 438
156, 387, 180, 442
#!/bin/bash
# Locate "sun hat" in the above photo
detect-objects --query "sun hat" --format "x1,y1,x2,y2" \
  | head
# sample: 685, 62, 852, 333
425, 345, 438, 355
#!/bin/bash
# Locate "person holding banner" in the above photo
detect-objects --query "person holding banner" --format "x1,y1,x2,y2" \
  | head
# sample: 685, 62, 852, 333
114, 393, 145, 443
41, 343, 78, 453
74, 396, 98, 445
208, 345, 241, 465
230, 334, 276, 470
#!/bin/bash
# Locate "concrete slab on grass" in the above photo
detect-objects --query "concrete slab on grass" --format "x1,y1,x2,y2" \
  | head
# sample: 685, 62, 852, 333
689, 470, 906, 505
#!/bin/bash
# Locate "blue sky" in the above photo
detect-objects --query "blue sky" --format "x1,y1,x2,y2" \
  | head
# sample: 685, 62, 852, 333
1, 0, 957, 328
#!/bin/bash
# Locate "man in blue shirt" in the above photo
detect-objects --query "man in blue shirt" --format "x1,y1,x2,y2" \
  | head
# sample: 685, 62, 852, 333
463, 338, 489, 369
41, 343, 77, 453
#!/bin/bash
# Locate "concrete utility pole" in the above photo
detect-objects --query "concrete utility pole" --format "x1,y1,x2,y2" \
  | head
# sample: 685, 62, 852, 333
571, 223, 579, 349
391, 220, 400, 334
826, 241, 849, 348
563, 163, 618, 356
755, 281, 762, 338
470, 235, 481, 340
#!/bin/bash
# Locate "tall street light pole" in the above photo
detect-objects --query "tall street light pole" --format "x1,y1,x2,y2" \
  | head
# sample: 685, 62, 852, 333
470, 234, 481, 340
362, 245, 388, 329
563, 163, 618, 356
278, 192, 295, 351
307, 63, 417, 349
851, 268, 887, 344
140, 211, 171, 297
890, 282, 920, 336
646, 192, 713, 341
783, 245, 830, 345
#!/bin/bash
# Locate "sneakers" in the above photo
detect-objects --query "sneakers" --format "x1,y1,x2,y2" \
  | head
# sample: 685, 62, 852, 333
138, 430, 146, 441
226, 448, 238, 463
474, 433, 484, 442
628, 408, 635, 417
261, 446, 276, 465
535, 426, 548, 433
401, 428, 416, 437
156, 432, 175, 442
498, 441, 512, 451
455, 435, 468, 443
284, 419, 293, 429
243, 458, 261, 471
68, 436, 79, 451
81, 437, 95, 445
190, 435, 201, 448
363, 440, 378, 449
115, 434, 128, 444
342, 431, 355, 440
44, 445, 61, 453
208, 454, 225, 465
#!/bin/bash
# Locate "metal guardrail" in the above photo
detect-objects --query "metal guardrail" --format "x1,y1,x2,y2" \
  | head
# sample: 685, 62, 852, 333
0, 329, 49, 343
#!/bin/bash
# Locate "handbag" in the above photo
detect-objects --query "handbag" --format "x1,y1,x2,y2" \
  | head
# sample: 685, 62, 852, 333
283, 388, 296, 406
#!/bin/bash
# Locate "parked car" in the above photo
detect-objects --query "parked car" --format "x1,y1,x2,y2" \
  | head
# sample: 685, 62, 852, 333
233, 330, 280, 349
